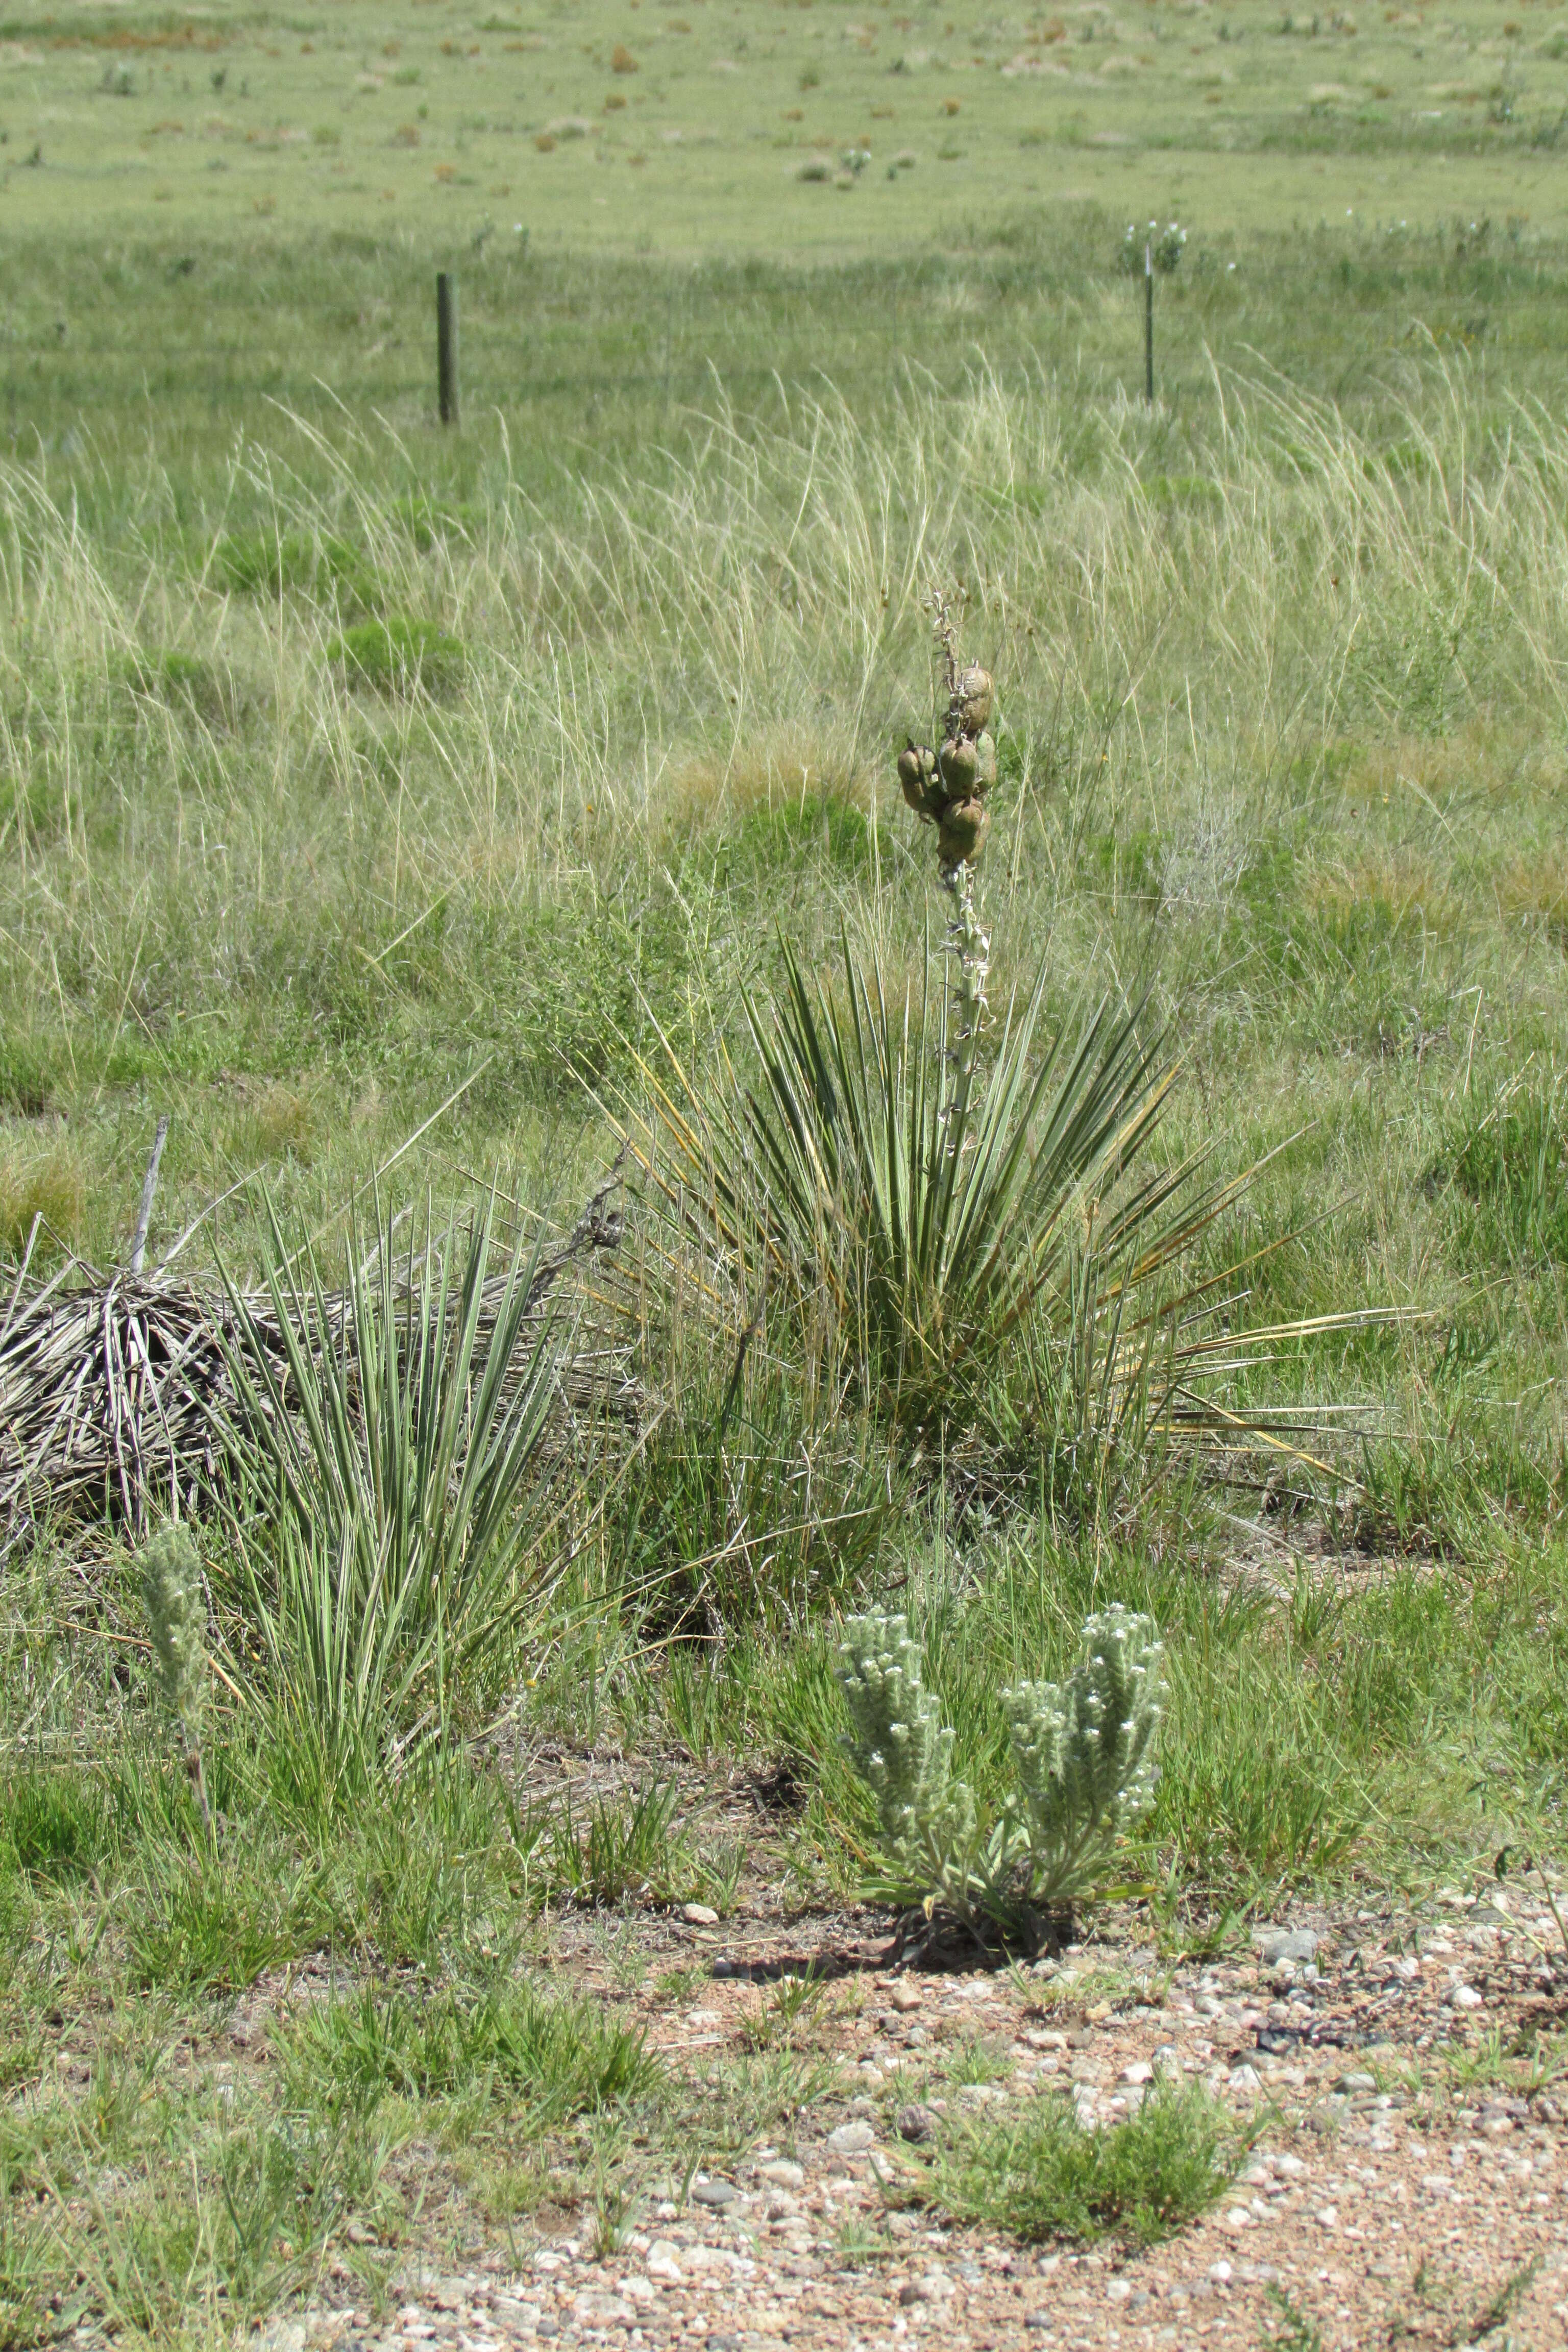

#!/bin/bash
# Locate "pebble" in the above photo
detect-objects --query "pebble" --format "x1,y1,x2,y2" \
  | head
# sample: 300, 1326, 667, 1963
824, 2120, 877, 2156
681, 1903, 720, 1927
572, 2290, 635, 2325
1253, 1926, 1320, 1966
758, 2160, 804, 2190
692, 2178, 737, 2209
1452, 1984, 1484, 2008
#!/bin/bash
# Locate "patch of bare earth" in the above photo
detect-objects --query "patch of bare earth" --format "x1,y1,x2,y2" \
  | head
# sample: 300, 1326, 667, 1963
236, 1871, 1568, 2352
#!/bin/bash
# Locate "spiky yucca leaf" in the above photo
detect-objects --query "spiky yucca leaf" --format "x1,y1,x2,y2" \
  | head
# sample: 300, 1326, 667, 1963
217, 1189, 567, 1798
620, 930, 1385, 1462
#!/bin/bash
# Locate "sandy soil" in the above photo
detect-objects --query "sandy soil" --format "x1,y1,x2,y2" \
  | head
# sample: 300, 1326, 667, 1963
252, 1873, 1568, 2352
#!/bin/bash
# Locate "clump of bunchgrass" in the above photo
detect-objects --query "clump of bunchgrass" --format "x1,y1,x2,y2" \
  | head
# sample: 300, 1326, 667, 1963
921, 2073, 1238, 2245
138, 1520, 213, 1841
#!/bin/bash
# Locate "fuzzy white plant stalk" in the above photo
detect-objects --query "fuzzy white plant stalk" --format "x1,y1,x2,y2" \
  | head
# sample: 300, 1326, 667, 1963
1001, 1604, 1165, 1902
834, 1609, 983, 1912
943, 857, 991, 1112
139, 1521, 213, 1841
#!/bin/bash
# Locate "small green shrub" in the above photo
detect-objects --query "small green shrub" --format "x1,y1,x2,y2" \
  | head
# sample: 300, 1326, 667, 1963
327, 615, 465, 692
387, 491, 484, 549
214, 528, 378, 608
113, 647, 233, 723
835, 1604, 1164, 1935
925, 2075, 1238, 2245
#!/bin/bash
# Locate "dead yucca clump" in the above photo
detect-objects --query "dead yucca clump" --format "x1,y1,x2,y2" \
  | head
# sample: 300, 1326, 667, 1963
0, 1166, 641, 1557
662, 726, 871, 843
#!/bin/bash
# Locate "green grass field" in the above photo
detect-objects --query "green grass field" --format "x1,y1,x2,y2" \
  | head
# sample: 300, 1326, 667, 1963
5, 0, 1568, 251
4, 0, 1568, 2337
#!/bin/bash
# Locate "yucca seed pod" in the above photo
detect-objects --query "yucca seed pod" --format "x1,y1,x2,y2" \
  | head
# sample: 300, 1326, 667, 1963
939, 796, 989, 868
974, 730, 997, 791
937, 735, 978, 797
951, 664, 994, 738
897, 740, 937, 814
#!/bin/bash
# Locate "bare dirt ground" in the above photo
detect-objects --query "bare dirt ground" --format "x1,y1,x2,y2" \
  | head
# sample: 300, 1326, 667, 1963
247, 1862, 1568, 2352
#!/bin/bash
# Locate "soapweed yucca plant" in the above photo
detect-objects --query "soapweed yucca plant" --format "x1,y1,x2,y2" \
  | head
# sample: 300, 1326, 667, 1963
628, 929, 1215, 1436
217, 1191, 567, 1809
626, 928, 1379, 1478
835, 1604, 1165, 1944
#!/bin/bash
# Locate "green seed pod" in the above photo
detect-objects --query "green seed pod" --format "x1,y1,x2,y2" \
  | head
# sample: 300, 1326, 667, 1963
897, 741, 935, 813
939, 796, 989, 868
937, 736, 978, 797
951, 664, 994, 738
974, 730, 997, 791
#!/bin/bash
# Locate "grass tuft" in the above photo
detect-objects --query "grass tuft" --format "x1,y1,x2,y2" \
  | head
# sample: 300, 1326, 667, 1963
921, 2075, 1241, 2246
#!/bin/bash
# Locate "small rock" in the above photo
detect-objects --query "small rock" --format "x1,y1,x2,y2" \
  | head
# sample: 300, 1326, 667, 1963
825, 2120, 877, 2157
1339, 2071, 1377, 2093
914, 2271, 956, 2301
1228, 2065, 1263, 2095
1223, 2207, 1254, 2231
1120, 2061, 1153, 2086
1024, 2315, 1054, 2332
1105, 2278, 1131, 2302
1316, 2206, 1338, 2230
573, 2290, 636, 2326
646, 2244, 683, 2284
692, 2178, 737, 2208
1451, 1984, 1483, 2009
1252, 1926, 1319, 1967
1208, 2261, 1233, 2285
889, 1983, 923, 2013
896, 2103, 936, 2143
758, 2159, 805, 2190
681, 1903, 720, 1927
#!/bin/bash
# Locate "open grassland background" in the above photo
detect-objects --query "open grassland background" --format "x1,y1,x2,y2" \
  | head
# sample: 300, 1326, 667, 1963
8, 213, 1568, 1505
3, 10, 1568, 2328
4, 0, 1568, 247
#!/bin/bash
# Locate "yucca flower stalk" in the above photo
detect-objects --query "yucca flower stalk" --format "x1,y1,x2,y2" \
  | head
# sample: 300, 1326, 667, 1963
899, 587, 997, 1142
138, 1520, 213, 1841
